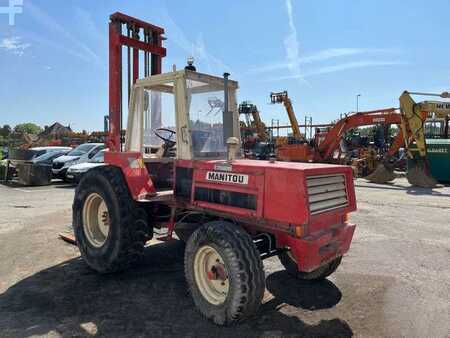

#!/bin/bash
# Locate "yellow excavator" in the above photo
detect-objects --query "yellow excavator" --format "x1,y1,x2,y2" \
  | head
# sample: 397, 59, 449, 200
368, 91, 450, 187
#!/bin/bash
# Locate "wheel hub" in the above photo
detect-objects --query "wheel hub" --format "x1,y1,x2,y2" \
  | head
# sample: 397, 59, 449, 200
82, 193, 110, 247
194, 245, 229, 305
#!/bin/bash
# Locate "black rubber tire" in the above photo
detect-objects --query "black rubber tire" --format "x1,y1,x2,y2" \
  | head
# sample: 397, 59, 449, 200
278, 252, 342, 280
185, 221, 265, 325
73, 166, 148, 273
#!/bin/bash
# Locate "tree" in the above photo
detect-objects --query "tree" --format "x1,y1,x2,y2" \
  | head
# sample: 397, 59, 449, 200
13, 123, 42, 135
0, 124, 11, 137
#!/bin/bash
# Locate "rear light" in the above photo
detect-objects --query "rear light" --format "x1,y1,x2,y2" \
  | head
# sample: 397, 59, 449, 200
342, 214, 349, 223
294, 224, 303, 238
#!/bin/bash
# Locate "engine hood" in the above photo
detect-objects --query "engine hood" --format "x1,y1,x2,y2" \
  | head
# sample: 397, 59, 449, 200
53, 155, 80, 163
68, 162, 104, 172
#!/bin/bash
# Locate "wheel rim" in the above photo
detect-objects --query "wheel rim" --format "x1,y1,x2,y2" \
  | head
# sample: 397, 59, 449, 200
82, 193, 110, 248
193, 245, 229, 305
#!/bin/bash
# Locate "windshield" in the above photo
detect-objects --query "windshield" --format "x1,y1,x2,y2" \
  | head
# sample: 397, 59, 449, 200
33, 150, 66, 162
186, 79, 229, 158
89, 150, 105, 163
67, 144, 97, 156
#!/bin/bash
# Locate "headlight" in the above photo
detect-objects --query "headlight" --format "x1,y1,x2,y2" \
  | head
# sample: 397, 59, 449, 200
63, 160, 77, 168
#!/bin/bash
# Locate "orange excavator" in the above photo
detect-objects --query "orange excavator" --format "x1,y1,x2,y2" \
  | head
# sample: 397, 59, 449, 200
270, 97, 404, 167
269, 89, 450, 188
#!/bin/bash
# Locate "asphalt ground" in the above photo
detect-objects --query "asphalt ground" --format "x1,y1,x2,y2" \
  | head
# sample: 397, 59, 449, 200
0, 178, 449, 337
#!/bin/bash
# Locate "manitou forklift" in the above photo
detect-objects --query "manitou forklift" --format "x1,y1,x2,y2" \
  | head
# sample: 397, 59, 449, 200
73, 13, 357, 325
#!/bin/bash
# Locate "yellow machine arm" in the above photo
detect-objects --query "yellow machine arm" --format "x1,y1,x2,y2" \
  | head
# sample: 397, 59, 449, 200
398, 91, 450, 187
251, 108, 268, 142
399, 91, 450, 158
270, 91, 302, 140
238, 101, 268, 142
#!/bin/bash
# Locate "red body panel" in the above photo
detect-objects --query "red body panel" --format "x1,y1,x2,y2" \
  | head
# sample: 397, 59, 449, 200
106, 154, 357, 273
105, 151, 156, 199
184, 159, 357, 272
283, 222, 356, 272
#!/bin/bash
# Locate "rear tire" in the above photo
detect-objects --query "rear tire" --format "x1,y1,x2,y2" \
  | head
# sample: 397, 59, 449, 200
185, 221, 265, 325
278, 251, 342, 280
73, 166, 148, 273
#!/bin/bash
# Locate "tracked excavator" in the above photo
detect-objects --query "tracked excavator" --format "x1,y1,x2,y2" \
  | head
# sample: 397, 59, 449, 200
367, 91, 450, 188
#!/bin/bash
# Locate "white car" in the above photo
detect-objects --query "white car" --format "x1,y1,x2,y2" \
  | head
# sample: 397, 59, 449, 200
66, 149, 106, 183
52, 143, 104, 180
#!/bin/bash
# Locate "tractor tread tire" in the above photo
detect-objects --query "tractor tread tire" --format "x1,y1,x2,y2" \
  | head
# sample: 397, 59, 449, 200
73, 165, 147, 273
278, 252, 342, 280
185, 221, 265, 326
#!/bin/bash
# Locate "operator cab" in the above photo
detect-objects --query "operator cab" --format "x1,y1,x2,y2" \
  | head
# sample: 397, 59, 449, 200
125, 69, 240, 190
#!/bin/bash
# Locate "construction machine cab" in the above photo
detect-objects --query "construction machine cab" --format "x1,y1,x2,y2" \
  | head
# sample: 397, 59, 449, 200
125, 70, 241, 162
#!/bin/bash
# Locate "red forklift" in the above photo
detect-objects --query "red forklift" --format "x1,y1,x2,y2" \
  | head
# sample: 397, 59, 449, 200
73, 13, 357, 325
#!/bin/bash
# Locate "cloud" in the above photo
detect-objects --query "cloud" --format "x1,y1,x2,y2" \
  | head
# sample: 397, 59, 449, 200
249, 47, 399, 74
160, 8, 229, 73
268, 60, 406, 81
283, 0, 304, 82
0, 36, 30, 56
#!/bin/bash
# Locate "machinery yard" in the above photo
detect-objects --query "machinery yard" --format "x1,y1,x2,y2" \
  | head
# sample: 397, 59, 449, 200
2, 3, 450, 337
0, 179, 449, 337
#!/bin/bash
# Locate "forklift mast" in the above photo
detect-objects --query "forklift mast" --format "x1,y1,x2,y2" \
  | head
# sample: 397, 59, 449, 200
270, 91, 302, 140
108, 12, 166, 152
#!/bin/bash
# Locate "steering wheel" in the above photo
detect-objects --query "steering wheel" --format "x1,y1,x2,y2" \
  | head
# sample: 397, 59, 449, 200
155, 128, 176, 148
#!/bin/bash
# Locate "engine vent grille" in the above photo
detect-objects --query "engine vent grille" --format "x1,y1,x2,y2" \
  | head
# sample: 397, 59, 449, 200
306, 174, 348, 215
194, 187, 257, 210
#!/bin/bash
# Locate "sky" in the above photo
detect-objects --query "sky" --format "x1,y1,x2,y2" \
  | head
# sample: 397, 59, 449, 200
1, 0, 449, 132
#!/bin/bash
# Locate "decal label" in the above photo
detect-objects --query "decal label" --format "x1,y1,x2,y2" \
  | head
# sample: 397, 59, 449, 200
428, 148, 448, 154
214, 163, 232, 172
206, 171, 249, 185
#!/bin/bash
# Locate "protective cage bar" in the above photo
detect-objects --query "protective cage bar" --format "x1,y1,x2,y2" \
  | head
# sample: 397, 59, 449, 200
108, 12, 167, 152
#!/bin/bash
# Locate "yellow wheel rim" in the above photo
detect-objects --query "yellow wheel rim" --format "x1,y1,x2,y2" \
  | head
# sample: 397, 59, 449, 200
82, 193, 110, 247
193, 245, 229, 305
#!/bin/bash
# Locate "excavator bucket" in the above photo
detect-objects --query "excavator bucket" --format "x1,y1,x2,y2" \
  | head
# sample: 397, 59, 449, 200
365, 163, 396, 184
406, 159, 438, 188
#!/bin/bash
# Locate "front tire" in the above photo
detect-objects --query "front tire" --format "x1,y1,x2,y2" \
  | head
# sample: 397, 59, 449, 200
185, 221, 265, 325
73, 166, 148, 273
278, 251, 342, 280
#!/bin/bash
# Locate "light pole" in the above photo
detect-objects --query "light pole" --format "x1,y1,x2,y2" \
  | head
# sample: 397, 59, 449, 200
356, 94, 361, 113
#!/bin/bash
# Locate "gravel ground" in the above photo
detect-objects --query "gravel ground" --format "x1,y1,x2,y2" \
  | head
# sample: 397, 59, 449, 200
0, 178, 449, 338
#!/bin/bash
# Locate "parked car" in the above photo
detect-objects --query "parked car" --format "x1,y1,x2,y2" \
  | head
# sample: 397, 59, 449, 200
9, 146, 72, 162
32, 148, 72, 165
66, 149, 106, 183
7, 146, 72, 185
52, 143, 104, 180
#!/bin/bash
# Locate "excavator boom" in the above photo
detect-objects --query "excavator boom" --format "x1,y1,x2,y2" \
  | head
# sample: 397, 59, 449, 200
315, 108, 400, 162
